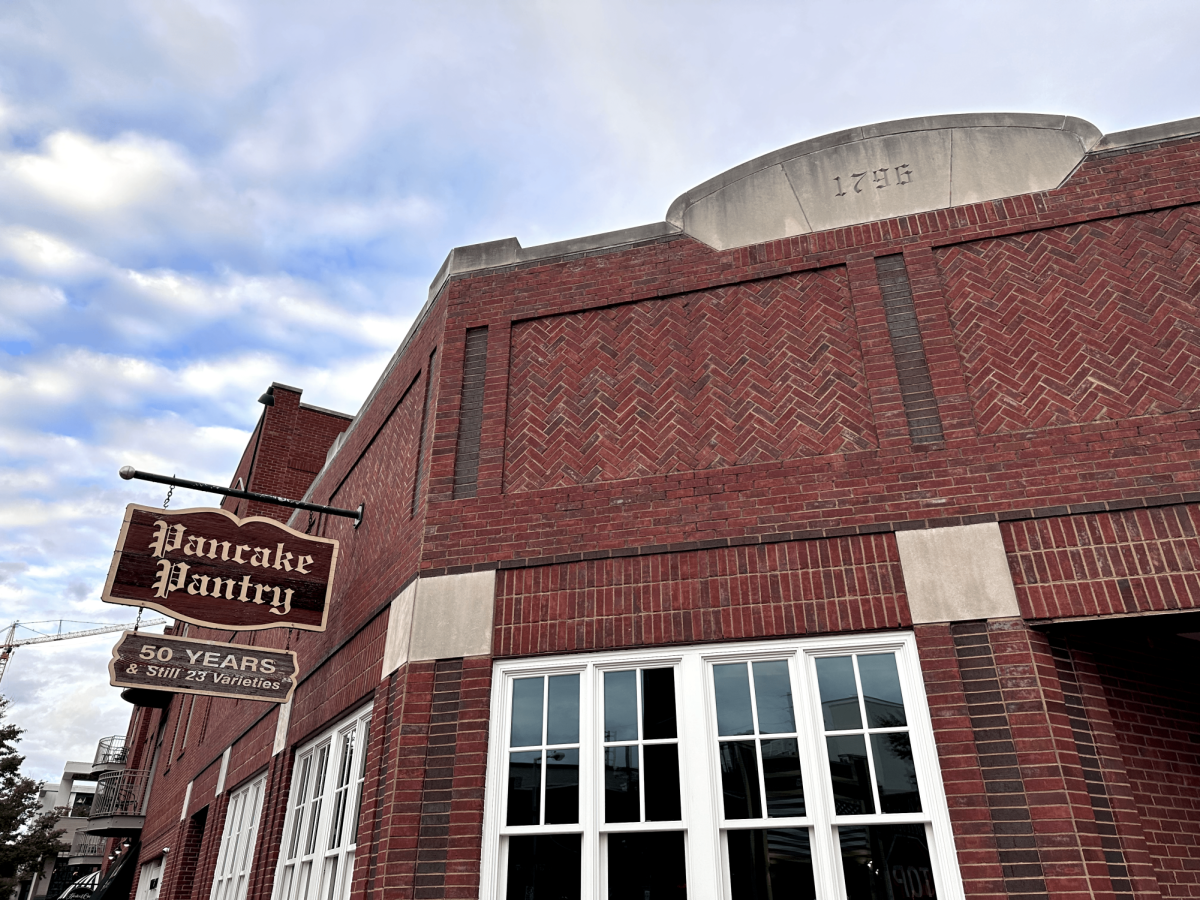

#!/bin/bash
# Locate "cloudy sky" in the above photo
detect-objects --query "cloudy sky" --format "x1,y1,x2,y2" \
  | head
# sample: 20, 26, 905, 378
1, 0, 1197, 781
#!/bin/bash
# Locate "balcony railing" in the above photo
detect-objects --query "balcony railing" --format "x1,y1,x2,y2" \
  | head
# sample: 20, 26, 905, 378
70, 831, 105, 858
93, 735, 128, 767
91, 769, 150, 818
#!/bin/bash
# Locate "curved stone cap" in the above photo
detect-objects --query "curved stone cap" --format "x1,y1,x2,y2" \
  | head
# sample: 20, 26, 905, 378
666, 113, 1103, 250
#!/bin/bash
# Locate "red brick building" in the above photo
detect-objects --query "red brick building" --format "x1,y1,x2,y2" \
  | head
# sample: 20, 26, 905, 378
100, 112, 1200, 900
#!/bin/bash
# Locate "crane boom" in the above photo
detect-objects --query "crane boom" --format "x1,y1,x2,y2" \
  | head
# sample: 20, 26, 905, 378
0, 618, 167, 685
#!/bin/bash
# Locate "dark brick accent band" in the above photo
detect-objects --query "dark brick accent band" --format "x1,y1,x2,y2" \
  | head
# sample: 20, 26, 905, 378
1049, 639, 1135, 900
951, 621, 1049, 900
415, 491, 1200, 577
875, 254, 944, 444
413, 349, 437, 515
415, 658, 464, 899
453, 328, 489, 499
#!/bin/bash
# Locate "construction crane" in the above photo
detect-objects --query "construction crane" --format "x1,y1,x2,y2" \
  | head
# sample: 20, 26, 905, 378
0, 618, 167, 686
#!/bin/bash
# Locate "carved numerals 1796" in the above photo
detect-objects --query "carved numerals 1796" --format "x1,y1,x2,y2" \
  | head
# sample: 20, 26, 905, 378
834, 164, 913, 197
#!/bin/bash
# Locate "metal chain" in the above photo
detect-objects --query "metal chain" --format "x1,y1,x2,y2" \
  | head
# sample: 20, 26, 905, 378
133, 607, 144, 633
163, 476, 175, 509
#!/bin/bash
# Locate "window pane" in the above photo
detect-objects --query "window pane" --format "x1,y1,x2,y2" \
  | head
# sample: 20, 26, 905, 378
714, 663, 754, 736
870, 733, 921, 814
507, 751, 542, 826
605, 671, 638, 742
727, 829, 816, 900
838, 824, 938, 899
607, 831, 687, 900
751, 661, 795, 735
858, 654, 907, 728
511, 678, 545, 748
604, 745, 640, 823
815, 657, 862, 731
506, 834, 581, 900
642, 668, 677, 740
643, 744, 682, 821
761, 738, 804, 818
719, 741, 762, 820
544, 749, 579, 825
547, 674, 580, 745
826, 735, 874, 815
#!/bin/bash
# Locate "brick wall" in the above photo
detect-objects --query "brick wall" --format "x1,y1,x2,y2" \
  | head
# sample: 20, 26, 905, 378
494, 533, 907, 656
503, 266, 872, 492
116, 132, 1200, 900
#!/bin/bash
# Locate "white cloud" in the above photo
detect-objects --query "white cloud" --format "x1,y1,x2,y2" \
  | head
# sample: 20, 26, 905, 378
5, 130, 196, 214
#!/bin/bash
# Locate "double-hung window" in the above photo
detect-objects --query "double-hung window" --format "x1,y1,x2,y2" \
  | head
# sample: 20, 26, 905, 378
210, 774, 266, 900
482, 632, 961, 900
273, 706, 371, 900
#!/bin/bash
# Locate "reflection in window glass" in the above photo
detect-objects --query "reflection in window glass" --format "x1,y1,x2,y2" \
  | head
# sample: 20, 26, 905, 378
858, 655, 907, 728
604, 671, 638, 742
605, 746, 640, 823
838, 824, 938, 899
720, 741, 762, 820
727, 829, 816, 900
751, 661, 795, 735
815, 657, 862, 731
642, 669, 677, 739
507, 751, 542, 826
506, 835, 581, 900
644, 744, 681, 821
870, 734, 920, 813
826, 735, 874, 815
714, 664, 754, 736
607, 831, 687, 900
544, 749, 579, 825
761, 739, 805, 818
512, 679, 545, 748
547, 675, 580, 745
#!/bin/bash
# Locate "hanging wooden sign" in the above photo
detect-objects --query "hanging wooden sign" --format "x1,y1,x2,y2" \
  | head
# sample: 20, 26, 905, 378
109, 631, 298, 704
102, 505, 337, 632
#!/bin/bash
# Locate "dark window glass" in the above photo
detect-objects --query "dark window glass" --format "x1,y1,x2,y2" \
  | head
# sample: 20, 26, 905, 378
607, 831, 687, 900
545, 748, 579, 824
727, 829, 816, 900
605, 746, 640, 823
547, 674, 580, 745
870, 733, 920, 813
761, 738, 804, 818
605, 671, 638, 742
719, 741, 762, 820
858, 654, 907, 728
815, 657, 862, 731
751, 661, 795, 734
506, 834, 581, 900
511, 678, 544, 748
839, 824, 937, 899
642, 669, 677, 740
826, 735, 874, 815
714, 664, 754, 736
507, 751, 542, 826
644, 744, 682, 821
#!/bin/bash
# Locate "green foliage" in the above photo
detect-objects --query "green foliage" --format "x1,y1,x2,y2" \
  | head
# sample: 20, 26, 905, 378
0, 696, 68, 892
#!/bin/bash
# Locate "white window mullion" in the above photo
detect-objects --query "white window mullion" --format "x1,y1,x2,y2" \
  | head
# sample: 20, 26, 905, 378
680, 652, 720, 900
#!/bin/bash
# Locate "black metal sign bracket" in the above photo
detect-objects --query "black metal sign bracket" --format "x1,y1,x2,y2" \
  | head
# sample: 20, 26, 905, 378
119, 467, 364, 528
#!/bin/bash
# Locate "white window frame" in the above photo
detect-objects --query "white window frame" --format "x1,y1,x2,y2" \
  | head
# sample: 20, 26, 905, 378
481, 631, 964, 900
271, 705, 372, 900
209, 772, 266, 900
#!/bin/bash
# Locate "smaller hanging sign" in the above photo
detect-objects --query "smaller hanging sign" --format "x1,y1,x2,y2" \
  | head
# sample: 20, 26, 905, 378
109, 631, 298, 704
103, 504, 337, 632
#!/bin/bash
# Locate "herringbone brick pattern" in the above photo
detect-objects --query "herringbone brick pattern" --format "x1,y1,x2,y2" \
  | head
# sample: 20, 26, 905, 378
493, 534, 907, 656
1004, 505, 1200, 620
502, 268, 874, 492
937, 206, 1200, 434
